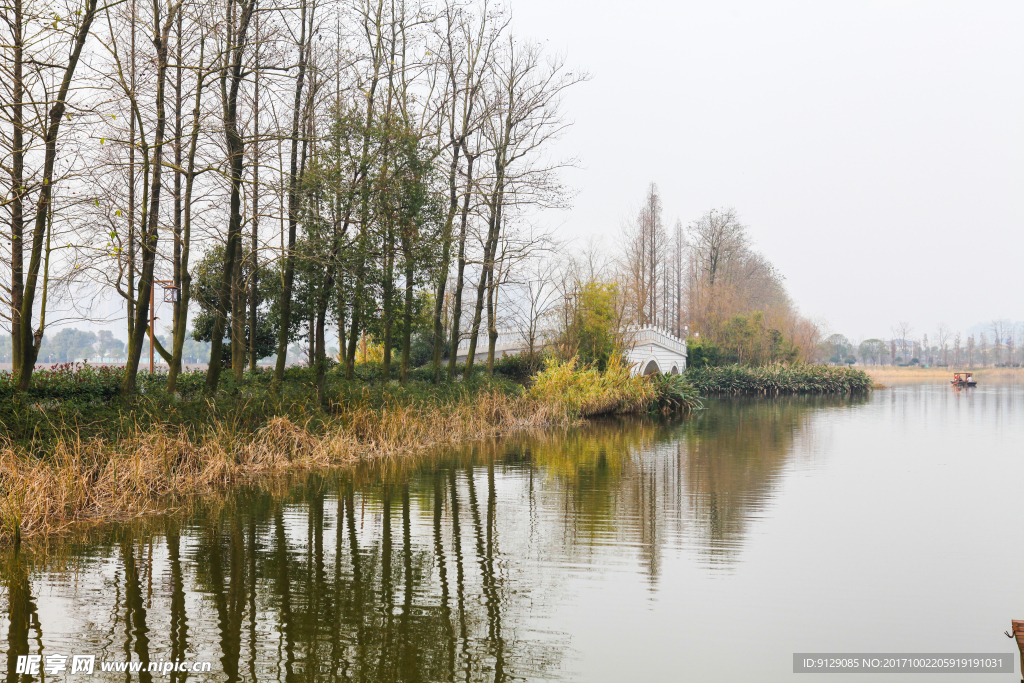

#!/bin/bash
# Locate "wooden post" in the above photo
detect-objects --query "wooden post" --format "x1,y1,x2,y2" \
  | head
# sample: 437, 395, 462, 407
1013, 620, 1024, 683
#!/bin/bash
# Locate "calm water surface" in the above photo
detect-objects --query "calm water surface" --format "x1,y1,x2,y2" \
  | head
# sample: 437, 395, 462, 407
2, 384, 1022, 682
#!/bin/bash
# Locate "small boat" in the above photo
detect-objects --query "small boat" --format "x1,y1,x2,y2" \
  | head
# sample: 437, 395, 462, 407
950, 372, 977, 388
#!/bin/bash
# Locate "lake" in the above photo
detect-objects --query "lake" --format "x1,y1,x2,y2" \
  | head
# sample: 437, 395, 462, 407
2, 382, 1022, 681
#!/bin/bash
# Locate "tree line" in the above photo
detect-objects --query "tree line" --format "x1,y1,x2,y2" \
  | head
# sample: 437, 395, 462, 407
0, 0, 586, 394
0, 328, 210, 364
825, 320, 1024, 368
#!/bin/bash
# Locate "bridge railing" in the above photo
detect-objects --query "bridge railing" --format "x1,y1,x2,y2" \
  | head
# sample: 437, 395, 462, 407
623, 325, 688, 356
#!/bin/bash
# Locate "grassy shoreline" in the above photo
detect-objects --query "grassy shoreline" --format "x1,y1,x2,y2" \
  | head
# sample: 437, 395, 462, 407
0, 357, 688, 543
0, 383, 578, 543
0, 359, 863, 543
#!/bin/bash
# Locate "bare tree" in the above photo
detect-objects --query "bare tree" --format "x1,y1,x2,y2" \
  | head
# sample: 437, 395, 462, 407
668, 218, 685, 336
463, 37, 587, 374
990, 320, 1009, 366
4, 0, 102, 390
202, 0, 256, 394
272, 0, 316, 384
891, 321, 912, 362
429, 0, 502, 382
936, 323, 951, 366
619, 183, 665, 327
120, 0, 184, 393
507, 253, 560, 354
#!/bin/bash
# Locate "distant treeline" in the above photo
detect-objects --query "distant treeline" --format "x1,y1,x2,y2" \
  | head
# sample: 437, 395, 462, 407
0, 329, 210, 365
822, 320, 1024, 367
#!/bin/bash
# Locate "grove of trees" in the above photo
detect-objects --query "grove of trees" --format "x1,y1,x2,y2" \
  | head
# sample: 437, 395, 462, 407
607, 184, 821, 366
0, 0, 587, 393
14, 0, 995, 385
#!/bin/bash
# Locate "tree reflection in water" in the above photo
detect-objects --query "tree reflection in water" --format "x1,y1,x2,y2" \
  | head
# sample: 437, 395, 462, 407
0, 394, 863, 681
680, 396, 861, 564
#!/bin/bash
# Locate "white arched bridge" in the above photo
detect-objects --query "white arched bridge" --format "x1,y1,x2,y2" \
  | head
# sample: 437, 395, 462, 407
454, 325, 687, 376
622, 326, 688, 375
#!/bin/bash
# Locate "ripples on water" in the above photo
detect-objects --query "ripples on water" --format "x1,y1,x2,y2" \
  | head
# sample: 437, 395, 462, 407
2, 385, 1022, 681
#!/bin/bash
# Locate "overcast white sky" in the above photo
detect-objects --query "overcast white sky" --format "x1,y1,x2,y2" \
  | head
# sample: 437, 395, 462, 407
507, 0, 1024, 340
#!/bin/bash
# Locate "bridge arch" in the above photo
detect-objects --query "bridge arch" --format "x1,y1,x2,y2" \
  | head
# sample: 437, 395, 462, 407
642, 359, 661, 376
670, 365, 679, 375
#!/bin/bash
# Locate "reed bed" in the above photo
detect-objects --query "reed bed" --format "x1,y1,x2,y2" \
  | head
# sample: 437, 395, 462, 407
685, 364, 872, 395
0, 387, 573, 543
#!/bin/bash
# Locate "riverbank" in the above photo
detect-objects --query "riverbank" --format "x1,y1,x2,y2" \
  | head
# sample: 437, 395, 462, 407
0, 384, 570, 543
0, 360, 862, 543
0, 359, 687, 543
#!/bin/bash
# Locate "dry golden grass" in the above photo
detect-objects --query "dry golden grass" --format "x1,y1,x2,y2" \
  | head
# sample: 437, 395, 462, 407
0, 389, 575, 543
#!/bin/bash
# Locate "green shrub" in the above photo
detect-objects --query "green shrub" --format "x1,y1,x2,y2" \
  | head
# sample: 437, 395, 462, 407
492, 351, 546, 382
651, 373, 703, 412
686, 339, 725, 368
0, 363, 124, 402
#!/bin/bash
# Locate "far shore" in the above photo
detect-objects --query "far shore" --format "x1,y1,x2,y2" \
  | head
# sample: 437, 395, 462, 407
863, 366, 1024, 383
0, 361, 287, 372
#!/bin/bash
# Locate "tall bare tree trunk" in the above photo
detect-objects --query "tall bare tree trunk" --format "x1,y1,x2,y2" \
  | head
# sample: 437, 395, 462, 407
273, 0, 311, 384
126, 0, 137, 344
168, 35, 205, 393
313, 64, 351, 396
249, 29, 260, 373
430, 134, 461, 382
123, 0, 179, 394
204, 0, 255, 395
169, 11, 184, 387
16, 0, 100, 392
465, 146, 505, 376
9, 0, 25, 379
446, 150, 475, 380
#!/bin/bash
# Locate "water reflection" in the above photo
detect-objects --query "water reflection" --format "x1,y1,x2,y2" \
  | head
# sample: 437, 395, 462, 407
681, 396, 850, 563
1, 394, 866, 681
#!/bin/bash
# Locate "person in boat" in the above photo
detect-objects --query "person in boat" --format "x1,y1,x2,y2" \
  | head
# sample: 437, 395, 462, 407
966, 374, 973, 384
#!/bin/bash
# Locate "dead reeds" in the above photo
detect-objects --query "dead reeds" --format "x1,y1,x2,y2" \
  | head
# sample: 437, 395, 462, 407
0, 388, 576, 543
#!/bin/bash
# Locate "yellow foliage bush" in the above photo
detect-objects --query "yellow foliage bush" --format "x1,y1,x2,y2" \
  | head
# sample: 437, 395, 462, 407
529, 355, 655, 418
